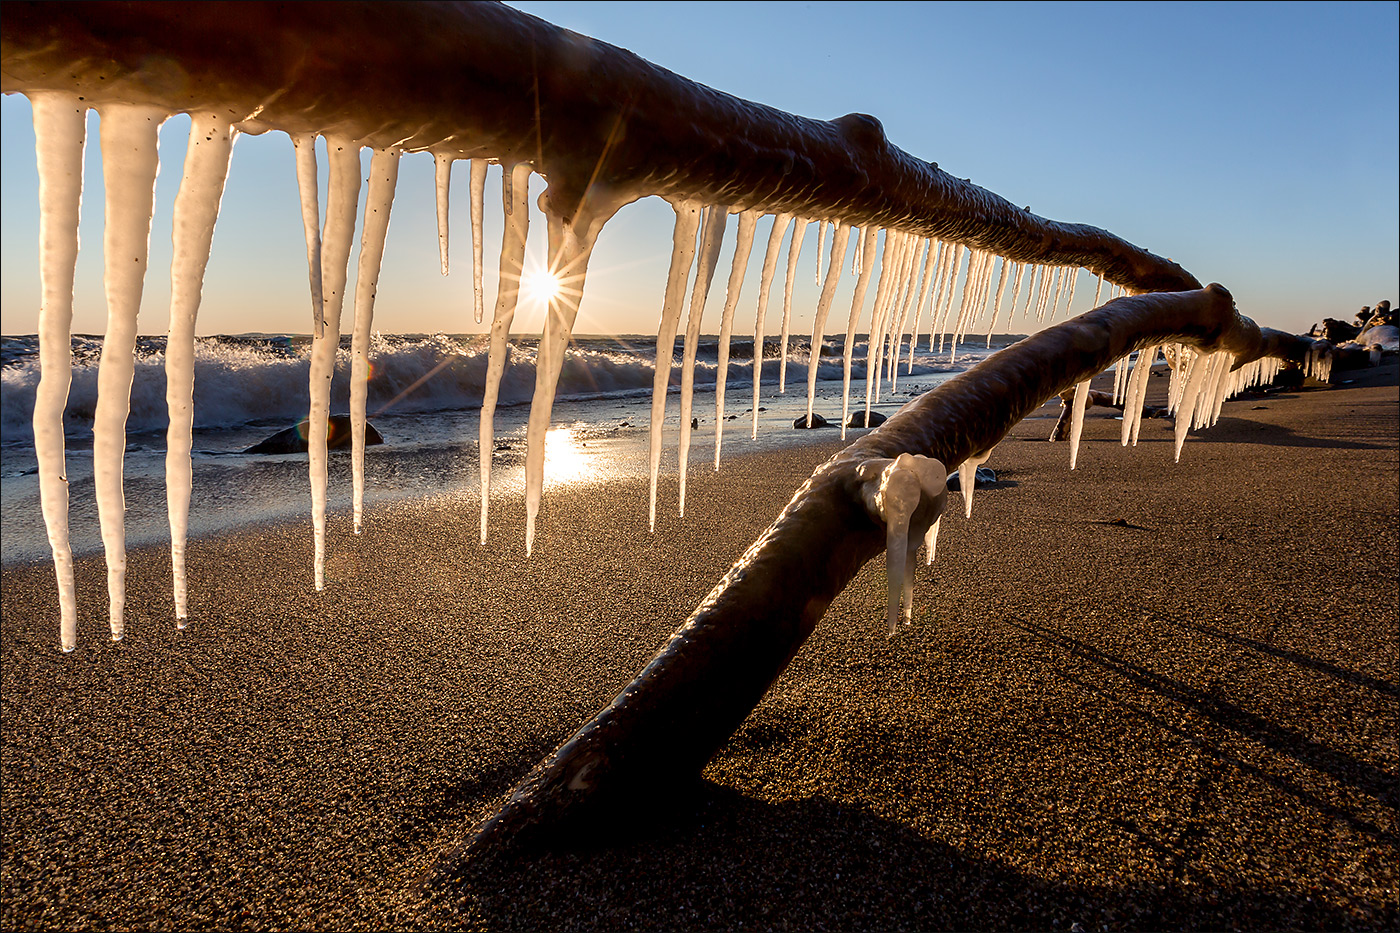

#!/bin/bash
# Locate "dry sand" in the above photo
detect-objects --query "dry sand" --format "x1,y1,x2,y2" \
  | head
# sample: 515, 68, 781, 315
3, 363, 1397, 931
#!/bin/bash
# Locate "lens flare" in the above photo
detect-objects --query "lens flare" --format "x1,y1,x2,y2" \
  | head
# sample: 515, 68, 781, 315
522, 268, 563, 304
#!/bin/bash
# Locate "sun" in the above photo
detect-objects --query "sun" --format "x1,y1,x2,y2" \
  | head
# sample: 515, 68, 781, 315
521, 268, 563, 304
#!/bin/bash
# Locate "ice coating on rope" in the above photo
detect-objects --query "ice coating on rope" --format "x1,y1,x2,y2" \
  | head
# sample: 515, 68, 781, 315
648, 200, 703, 530
676, 206, 729, 517
958, 450, 992, 518
478, 163, 533, 543
523, 198, 611, 554
30, 92, 85, 652
1067, 379, 1091, 470
470, 159, 487, 323
166, 113, 233, 624
816, 219, 828, 285
752, 213, 793, 439
840, 226, 879, 439
804, 222, 851, 425
777, 219, 808, 393
308, 138, 362, 591
856, 453, 948, 635
292, 134, 325, 338
92, 103, 164, 641
434, 153, 451, 275
714, 210, 758, 467
350, 148, 401, 536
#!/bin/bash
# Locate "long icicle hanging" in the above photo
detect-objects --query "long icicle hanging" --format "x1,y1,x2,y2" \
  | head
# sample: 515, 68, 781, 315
93, 102, 165, 642
676, 205, 729, 517
433, 152, 451, 275
292, 134, 325, 338
905, 238, 939, 373
803, 221, 852, 427
479, 163, 533, 543
647, 200, 703, 531
469, 159, 487, 323
777, 218, 808, 393
751, 212, 792, 439
165, 113, 234, 625
714, 209, 759, 468
523, 193, 619, 553
29, 92, 86, 652
840, 226, 878, 439
308, 138, 362, 592
349, 147, 401, 536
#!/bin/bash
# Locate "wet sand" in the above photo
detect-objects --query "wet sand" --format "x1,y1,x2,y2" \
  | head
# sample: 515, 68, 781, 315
3, 362, 1397, 930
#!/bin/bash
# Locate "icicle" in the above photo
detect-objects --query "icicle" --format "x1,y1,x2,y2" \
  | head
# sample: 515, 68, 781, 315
985, 257, 1012, 347
856, 453, 948, 635
308, 138, 362, 591
714, 210, 759, 468
958, 450, 992, 518
752, 213, 793, 439
816, 219, 829, 284
350, 148, 400, 536
1046, 266, 1065, 321
92, 103, 165, 642
1125, 345, 1159, 446
924, 241, 955, 349
434, 153, 451, 275
30, 92, 86, 652
777, 219, 809, 393
1018, 264, 1041, 323
905, 238, 939, 372
1007, 260, 1027, 325
933, 245, 967, 352
863, 231, 905, 416
885, 236, 924, 393
478, 163, 532, 543
924, 517, 941, 565
523, 194, 617, 554
292, 134, 325, 338
676, 205, 729, 517
1092, 273, 1104, 308
1063, 267, 1079, 317
804, 222, 852, 427
840, 226, 879, 438
648, 201, 703, 531
165, 113, 233, 626
1067, 379, 1091, 470
469, 159, 487, 323
1172, 349, 1212, 462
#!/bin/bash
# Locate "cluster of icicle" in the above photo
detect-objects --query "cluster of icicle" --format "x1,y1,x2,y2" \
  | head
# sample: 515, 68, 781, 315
643, 203, 1131, 529
24, 90, 1139, 652
1304, 344, 1333, 383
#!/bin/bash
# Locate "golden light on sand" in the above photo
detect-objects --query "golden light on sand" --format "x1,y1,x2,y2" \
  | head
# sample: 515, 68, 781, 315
543, 427, 595, 485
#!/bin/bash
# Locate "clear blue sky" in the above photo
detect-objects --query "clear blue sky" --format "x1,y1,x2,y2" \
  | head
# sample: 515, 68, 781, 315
1, 1, 1396, 338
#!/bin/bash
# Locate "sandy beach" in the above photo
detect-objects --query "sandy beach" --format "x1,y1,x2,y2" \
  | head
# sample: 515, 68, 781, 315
3, 363, 1396, 931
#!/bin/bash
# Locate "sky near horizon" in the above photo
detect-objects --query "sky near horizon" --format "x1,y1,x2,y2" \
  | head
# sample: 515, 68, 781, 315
1, 1, 1396, 339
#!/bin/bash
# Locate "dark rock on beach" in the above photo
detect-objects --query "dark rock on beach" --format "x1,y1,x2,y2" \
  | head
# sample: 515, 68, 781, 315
846, 410, 887, 428
243, 414, 383, 454
946, 466, 998, 490
793, 413, 829, 429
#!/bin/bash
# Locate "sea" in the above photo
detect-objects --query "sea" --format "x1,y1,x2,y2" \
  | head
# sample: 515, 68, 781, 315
0, 331, 1026, 564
